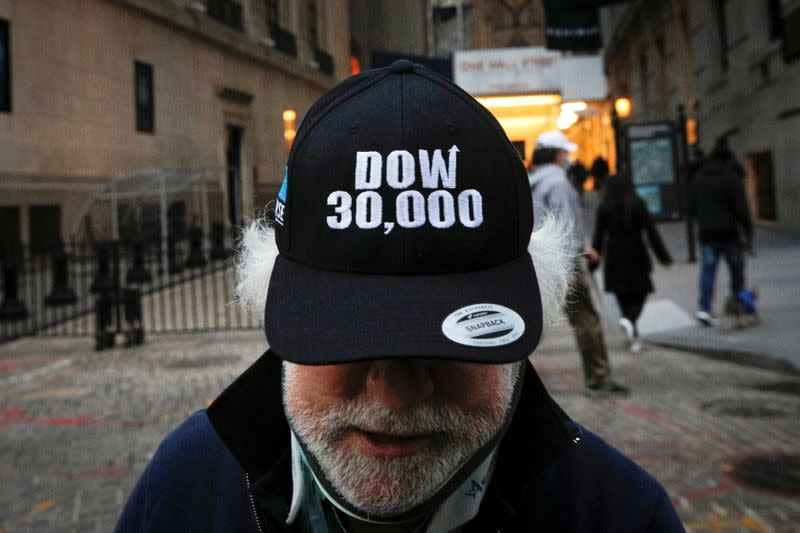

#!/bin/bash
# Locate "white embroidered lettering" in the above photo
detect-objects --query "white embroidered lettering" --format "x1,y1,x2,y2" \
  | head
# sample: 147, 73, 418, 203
327, 191, 352, 229
418, 145, 458, 189
427, 190, 456, 229
458, 189, 483, 228
355, 151, 382, 190
355, 191, 382, 229
396, 190, 426, 228
385, 150, 416, 189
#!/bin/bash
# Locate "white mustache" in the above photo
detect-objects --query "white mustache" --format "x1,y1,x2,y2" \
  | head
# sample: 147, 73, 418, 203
322, 402, 473, 437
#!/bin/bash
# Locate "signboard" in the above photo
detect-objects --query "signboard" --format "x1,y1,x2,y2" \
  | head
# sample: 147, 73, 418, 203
453, 47, 607, 100
543, 0, 602, 52
625, 122, 680, 220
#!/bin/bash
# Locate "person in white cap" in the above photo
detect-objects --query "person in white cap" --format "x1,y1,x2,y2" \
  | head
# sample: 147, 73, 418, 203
529, 130, 629, 395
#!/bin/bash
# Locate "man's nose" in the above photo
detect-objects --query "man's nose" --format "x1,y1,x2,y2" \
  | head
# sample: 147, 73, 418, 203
365, 359, 434, 410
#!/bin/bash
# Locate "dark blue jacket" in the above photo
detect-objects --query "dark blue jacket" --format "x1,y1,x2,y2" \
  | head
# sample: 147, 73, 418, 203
116, 352, 684, 532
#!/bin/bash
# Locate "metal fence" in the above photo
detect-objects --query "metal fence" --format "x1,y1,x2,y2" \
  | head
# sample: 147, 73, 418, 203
0, 223, 260, 344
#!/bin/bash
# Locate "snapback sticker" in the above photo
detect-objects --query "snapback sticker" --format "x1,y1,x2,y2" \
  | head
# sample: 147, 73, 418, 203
441, 303, 525, 347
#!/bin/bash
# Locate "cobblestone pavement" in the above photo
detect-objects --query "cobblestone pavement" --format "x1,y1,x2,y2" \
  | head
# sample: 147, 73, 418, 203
1, 328, 798, 532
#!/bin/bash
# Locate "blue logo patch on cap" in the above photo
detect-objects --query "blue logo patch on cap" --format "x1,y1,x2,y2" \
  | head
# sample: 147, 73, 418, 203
275, 167, 288, 225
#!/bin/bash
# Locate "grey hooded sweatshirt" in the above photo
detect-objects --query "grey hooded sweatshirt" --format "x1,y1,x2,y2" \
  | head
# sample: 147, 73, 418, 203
528, 163, 586, 255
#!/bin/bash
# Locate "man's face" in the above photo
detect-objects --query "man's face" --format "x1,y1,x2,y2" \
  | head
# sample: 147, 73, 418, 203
283, 359, 521, 517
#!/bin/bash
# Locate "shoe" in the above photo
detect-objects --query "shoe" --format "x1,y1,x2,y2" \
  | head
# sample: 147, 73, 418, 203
631, 339, 642, 353
695, 310, 719, 327
619, 318, 635, 343
587, 379, 630, 396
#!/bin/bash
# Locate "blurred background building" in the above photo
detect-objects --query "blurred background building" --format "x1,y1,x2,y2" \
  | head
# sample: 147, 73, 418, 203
351, 0, 615, 173
602, 0, 800, 232
0, 0, 349, 248
3, 0, 797, 250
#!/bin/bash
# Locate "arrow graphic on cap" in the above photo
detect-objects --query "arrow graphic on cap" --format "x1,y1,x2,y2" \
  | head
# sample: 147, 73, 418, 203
449, 145, 459, 184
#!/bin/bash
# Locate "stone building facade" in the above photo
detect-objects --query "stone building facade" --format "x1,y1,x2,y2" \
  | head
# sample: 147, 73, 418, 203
0, 0, 349, 246
602, 0, 800, 231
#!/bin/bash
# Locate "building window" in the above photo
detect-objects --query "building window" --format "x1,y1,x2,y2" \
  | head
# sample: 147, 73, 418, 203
638, 50, 649, 111
713, 0, 729, 72
0, 206, 20, 251
306, 0, 319, 49
28, 205, 62, 253
207, 0, 244, 31
767, 0, 784, 41
134, 61, 154, 133
266, 0, 279, 30
265, 0, 297, 56
0, 18, 10, 113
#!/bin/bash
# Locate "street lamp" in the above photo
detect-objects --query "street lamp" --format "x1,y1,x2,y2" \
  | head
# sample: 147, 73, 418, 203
611, 97, 631, 177
614, 97, 632, 118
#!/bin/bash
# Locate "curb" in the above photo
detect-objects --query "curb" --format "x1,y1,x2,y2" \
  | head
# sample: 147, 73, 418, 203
644, 334, 800, 375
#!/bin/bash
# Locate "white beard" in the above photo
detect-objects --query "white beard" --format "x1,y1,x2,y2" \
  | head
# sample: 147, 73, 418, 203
282, 362, 522, 517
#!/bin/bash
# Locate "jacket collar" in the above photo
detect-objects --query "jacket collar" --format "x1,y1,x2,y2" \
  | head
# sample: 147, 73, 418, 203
206, 350, 576, 526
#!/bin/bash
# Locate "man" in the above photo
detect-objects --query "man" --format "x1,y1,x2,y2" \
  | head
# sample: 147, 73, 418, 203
528, 131, 628, 395
689, 136, 753, 326
116, 61, 681, 532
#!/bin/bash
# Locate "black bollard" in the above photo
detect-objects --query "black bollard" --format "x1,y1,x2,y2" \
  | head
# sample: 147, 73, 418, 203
94, 290, 115, 350
209, 222, 228, 260
168, 236, 184, 274
0, 261, 29, 321
126, 241, 152, 284
46, 248, 78, 306
184, 225, 207, 268
122, 288, 144, 347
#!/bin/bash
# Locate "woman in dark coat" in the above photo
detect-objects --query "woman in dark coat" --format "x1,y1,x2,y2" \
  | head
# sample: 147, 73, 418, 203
592, 175, 672, 352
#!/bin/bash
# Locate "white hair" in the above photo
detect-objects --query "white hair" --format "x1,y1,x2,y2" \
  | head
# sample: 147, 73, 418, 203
236, 213, 574, 330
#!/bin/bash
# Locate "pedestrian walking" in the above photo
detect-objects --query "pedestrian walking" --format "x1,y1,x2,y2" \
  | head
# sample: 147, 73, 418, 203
592, 175, 672, 352
568, 159, 588, 199
590, 155, 610, 191
529, 130, 629, 395
689, 136, 753, 326
115, 61, 681, 532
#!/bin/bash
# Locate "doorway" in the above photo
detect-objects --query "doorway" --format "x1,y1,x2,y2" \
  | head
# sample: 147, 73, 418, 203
226, 125, 244, 227
748, 151, 777, 221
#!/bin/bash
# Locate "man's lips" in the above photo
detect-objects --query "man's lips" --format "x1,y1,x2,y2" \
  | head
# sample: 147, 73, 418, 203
346, 428, 436, 457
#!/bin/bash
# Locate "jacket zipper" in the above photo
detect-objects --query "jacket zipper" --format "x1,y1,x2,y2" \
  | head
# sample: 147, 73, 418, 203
245, 472, 266, 533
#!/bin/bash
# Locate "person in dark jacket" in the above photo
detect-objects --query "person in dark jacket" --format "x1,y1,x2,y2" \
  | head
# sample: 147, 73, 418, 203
567, 159, 588, 199
592, 175, 672, 352
688, 136, 753, 326
590, 156, 610, 191
116, 62, 684, 533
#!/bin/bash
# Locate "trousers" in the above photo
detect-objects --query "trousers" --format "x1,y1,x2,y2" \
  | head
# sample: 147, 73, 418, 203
699, 242, 745, 312
614, 293, 647, 336
564, 266, 611, 387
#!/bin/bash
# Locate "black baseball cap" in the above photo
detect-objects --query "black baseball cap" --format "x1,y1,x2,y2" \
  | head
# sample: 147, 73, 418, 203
266, 60, 542, 365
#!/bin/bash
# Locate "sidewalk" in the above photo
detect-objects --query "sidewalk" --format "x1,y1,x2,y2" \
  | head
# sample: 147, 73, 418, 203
584, 194, 800, 373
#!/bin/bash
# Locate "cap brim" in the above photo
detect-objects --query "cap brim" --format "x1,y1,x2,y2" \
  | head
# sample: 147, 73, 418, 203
264, 254, 543, 365
564, 141, 578, 152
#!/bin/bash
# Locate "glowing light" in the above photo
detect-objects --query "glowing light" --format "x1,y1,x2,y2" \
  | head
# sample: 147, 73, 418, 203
282, 109, 297, 122
476, 94, 562, 108
614, 97, 632, 118
349, 56, 361, 75
284, 128, 296, 142
556, 110, 579, 130
686, 118, 698, 145
561, 101, 587, 112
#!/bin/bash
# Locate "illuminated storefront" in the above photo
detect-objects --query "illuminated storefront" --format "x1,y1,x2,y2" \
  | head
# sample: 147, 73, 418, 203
454, 47, 615, 178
